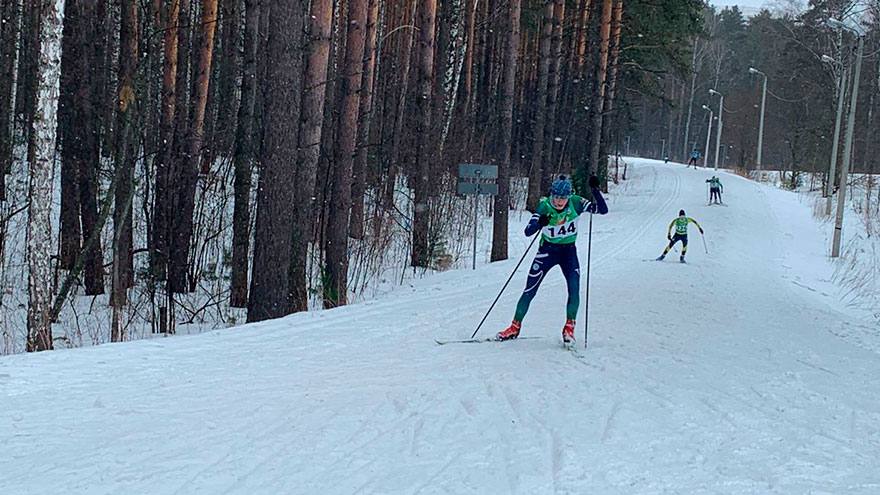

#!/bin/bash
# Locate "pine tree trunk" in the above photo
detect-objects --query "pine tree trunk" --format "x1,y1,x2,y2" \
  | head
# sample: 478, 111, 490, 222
57, 1, 80, 270
314, 0, 346, 252
598, 0, 622, 183
491, 0, 519, 263
432, 0, 451, 140
212, 0, 240, 159
288, 0, 331, 312
246, 0, 305, 322
475, 0, 496, 153
543, 0, 565, 176
575, 0, 592, 73
92, 0, 111, 158
58, 0, 105, 295
169, 0, 217, 293
0, 0, 21, 197
410, 0, 437, 268
324, 0, 369, 308
526, 1, 553, 211
229, 0, 260, 309
463, 0, 477, 112
28, 0, 65, 352
145, 0, 162, 155
151, 0, 179, 281
199, 19, 222, 176
586, 0, 612, 178
77, 1, 105, 296
166, 0, 192, 293
16, 0, 40, 157
111, 0, 138, 341
189, 0, 218, 176
349, 0, 378, 242
385, 0, 417, 210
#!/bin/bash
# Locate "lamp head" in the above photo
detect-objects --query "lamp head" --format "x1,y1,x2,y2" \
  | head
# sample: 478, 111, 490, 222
826, 17, 846, 30
826, 17, 864, 35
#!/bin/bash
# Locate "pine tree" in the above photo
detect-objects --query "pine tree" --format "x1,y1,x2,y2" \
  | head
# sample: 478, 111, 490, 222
247, 0, 306, 322
324, 0, 369, 308
229, 0, 260, 309
491, 0, 521, 262
410, 0, 437, 268
289, 0, 333, 312
110, 0, 139, 342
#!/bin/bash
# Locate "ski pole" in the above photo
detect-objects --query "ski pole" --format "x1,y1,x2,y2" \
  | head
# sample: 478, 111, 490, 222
584, 212, 594, 348
470, 232, 541, 339
700, 231, 709, 254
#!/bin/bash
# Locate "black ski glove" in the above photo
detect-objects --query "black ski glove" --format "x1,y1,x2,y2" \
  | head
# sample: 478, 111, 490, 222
588, 175, 601, 189
699, 228, 704, 234
537, 214, 550, 227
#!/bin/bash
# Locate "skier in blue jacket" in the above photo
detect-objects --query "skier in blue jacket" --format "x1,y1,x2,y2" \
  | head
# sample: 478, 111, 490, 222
688, 149, 701, 168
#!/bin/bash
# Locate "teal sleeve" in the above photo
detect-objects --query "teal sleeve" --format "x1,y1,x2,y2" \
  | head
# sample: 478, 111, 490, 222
535, 199, 550, 215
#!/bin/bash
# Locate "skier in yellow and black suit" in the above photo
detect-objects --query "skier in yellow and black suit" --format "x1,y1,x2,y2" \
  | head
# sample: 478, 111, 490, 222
656, 210, 703, 263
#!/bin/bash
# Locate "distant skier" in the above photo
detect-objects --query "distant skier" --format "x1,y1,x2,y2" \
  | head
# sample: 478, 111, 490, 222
657, 210, 703, 263
706, 176, 723, 204
688, 150, 701, 168
496, 175, 609, 345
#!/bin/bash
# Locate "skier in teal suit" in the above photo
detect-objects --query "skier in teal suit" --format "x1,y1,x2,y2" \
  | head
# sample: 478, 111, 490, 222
497, 175, 608, 345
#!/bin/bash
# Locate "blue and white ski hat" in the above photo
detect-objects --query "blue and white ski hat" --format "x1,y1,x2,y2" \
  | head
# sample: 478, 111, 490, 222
550, 176, 572, 197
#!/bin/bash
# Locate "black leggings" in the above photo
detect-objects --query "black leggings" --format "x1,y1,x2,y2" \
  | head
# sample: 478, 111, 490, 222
663, 234, 688, 255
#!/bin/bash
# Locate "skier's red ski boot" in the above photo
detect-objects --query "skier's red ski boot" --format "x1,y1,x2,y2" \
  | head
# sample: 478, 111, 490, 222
562, 319, 576, 345
496, 320, 522, 341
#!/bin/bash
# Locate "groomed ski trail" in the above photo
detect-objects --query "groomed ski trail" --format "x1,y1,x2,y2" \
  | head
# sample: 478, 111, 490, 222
2, 159, 880, 494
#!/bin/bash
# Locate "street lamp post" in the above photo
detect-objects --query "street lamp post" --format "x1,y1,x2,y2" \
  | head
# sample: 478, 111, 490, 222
830, 17, 865, 258
701, 104, 713, 168
709, 89, 724, 171
748, 67, 768, 170
821, 53, 848, 216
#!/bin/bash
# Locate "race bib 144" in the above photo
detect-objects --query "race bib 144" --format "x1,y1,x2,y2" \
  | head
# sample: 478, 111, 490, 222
543, 219, 578, 240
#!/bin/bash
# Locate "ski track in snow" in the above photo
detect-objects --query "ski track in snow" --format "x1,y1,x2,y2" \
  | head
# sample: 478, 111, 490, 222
3, 160, 880, 494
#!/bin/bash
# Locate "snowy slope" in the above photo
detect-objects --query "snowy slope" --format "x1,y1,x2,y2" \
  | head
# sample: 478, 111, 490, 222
3, 159, 880, 494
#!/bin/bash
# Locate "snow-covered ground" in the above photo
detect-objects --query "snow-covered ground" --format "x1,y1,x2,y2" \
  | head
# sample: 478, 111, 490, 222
3, 158, 880, 494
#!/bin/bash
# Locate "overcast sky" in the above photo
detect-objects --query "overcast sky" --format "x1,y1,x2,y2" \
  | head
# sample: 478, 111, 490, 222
710, 0, 772, 13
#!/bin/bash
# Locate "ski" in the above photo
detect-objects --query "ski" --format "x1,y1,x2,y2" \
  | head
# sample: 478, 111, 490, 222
564, 341, 587, 359
644, 258, 690, 264
435, 336, 543, 345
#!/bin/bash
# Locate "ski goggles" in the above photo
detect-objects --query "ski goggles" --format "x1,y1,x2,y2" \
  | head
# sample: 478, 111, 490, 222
550, 194, 571, 202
